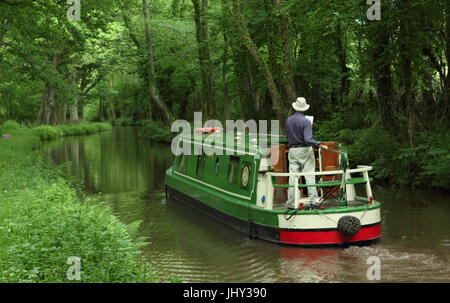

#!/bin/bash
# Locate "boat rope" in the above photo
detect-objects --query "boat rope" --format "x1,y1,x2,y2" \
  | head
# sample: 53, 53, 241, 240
313, 209, 338, 224
358, 205, 370, 221
318, 185, 340, 206
283, 209, 298, 221
284, 204, 369, 224
313, 205, 370, 226
284, 186, 341, 221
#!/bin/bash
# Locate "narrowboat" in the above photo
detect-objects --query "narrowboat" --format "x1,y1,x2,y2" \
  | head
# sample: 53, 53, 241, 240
165, 130, 381, 247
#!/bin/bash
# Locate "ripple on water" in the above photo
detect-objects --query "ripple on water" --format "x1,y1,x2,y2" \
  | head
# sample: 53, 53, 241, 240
339, 245, 450, 282
151, 252, 222, 282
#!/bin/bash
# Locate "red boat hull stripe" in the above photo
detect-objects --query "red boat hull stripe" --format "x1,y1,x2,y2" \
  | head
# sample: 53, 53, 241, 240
279, 224, 381, 245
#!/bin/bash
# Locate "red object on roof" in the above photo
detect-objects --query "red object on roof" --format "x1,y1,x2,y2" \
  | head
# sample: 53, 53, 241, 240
194, 127, 219, 133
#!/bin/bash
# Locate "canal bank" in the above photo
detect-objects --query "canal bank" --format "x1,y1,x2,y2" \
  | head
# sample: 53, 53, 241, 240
43, 127, 450, 282
0, 126, 155, 282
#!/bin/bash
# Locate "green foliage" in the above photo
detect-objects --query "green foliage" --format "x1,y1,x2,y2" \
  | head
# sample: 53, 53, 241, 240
402, 132, 450, 189
33, 123, 112, 140
32, 125, 62, 140
1, 0, 449, 191
112, 118, 144, 126
351, 129, 450, 189
0, 133, 153, 282
139, 120, 173, 143
349, 127, 406, 182
2, 120, 21, 131
318, 113, 450, 189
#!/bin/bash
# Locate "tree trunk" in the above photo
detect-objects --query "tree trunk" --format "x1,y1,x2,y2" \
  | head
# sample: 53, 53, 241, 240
70, 102, 79, 122
0, 19, 6, 48
36, 84, 57, 125
335, 24, 350, 101
108, 78, 116, 122
444, 0, 450, 121
192, 0, 216, 119
222, 29, 230, 120
274, 0, 296, 104
231, 0, 283, 121
368, 26, 398, 135
143, 0, 172, 124
69, 71, 79, 123
110, 98, 117, 122
399, 0, 415, 146
242, 60, 257, 119
46, 85, 56, 124
36, 55, 58, 125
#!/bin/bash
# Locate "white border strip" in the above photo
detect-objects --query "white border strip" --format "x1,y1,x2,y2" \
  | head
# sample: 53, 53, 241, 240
278, 208, 381, 229
181, 138, 259, 156
174, 171, 252, 201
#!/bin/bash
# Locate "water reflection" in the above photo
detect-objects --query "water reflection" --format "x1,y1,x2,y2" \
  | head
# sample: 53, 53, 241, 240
43, 127, 450, 282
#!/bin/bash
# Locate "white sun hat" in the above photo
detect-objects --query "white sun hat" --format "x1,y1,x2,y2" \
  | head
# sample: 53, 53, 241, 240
292, 97, 310, 112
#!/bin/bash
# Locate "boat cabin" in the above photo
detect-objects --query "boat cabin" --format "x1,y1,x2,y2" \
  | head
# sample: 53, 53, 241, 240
172, 131, 374, 210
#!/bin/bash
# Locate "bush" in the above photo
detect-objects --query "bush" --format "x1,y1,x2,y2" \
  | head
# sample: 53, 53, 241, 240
95, 122, 112, 131
316, 112, 364, 145
344, 126, 450, 189
78, 123, 95, 134
315, 112, 450, 189
2, 120, 21, 131
113, 118, 135, 126
58, 124, 78, 136
139, 120, 173, 143
33, 125, 62, 140
33, 123, 112, 140
0, 132, 153, 282
406, 131, 450, 189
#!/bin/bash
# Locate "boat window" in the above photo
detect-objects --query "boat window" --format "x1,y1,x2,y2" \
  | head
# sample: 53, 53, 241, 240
177, 155, 187, 173
228, 156, 240, 185
196, 155, 206, 178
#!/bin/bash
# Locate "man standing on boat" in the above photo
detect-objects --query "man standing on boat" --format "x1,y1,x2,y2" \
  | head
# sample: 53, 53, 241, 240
285, 97, 328, 210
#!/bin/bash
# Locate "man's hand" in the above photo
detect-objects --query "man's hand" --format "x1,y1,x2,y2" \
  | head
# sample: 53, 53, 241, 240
320, 144, 329, 150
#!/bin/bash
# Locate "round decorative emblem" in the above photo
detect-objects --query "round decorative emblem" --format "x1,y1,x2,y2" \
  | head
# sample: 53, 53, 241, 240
242, 166, 250, 187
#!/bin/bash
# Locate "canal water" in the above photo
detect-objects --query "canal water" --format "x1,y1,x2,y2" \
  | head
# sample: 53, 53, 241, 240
43, 127, 450, 282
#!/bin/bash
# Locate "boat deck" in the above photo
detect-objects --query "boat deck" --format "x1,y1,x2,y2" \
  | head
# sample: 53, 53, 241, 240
272, 199, 367, 210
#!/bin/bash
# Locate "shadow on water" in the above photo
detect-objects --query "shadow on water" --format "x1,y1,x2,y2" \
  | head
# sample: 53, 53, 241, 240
42, 127, 450, 282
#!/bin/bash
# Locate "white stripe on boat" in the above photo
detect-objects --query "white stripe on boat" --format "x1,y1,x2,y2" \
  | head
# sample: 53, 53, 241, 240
278, 207, 380, 229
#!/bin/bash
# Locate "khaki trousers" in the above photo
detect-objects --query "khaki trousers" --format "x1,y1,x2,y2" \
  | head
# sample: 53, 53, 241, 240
286, 146, 319, 208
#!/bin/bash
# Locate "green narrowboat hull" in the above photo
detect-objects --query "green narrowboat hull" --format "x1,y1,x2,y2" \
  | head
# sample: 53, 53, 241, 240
165, 166, 382, 246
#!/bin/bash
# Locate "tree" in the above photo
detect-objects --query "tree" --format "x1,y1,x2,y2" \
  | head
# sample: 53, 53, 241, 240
192, 0, 216, 119
143, 0, 172, 124
230, 0, 284, 121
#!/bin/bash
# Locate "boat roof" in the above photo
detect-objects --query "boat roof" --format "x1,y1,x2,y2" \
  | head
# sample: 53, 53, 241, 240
178, 131, 288, 155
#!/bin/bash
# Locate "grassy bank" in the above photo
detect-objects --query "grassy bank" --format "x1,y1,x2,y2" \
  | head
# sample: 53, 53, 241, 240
0, 126, 155, 282
32, 122, 112, 140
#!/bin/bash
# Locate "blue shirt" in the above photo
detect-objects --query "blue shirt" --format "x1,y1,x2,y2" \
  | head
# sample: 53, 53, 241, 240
285, 112, 321, 148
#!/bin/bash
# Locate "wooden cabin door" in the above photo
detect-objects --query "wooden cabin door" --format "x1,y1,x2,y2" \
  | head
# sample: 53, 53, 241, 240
270, 144, 288, 203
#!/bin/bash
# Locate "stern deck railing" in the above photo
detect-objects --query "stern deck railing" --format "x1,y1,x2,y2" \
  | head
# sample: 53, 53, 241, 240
264, 165, 374, 210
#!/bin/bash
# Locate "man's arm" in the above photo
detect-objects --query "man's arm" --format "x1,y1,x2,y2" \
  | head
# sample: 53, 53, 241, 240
303, 120, 321, 148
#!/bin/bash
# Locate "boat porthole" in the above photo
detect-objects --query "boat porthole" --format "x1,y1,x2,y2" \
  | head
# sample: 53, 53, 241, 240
242, 165, 250, 188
